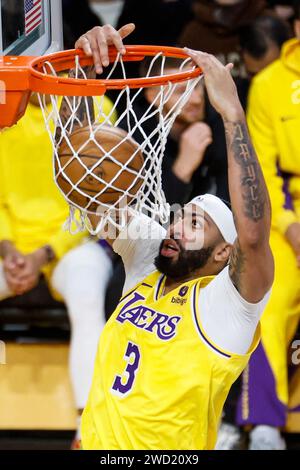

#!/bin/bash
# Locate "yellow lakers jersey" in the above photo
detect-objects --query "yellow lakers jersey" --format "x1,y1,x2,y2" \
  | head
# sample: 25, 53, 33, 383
82, 270, 260, 450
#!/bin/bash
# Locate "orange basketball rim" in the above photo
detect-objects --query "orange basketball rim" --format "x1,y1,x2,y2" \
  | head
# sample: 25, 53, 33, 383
0, 46, 202, 129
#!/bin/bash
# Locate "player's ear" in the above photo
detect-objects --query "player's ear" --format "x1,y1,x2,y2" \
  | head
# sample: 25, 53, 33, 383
214, 242, 231, 263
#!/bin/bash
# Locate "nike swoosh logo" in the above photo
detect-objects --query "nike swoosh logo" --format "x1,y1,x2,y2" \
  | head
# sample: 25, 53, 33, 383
281, 116, 297, 122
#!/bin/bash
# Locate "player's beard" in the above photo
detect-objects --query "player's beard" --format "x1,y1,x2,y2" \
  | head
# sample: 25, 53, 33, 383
154, 239, 214, 280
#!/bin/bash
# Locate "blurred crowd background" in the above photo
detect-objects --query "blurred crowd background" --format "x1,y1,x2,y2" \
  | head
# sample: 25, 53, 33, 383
0, 0, 300, 450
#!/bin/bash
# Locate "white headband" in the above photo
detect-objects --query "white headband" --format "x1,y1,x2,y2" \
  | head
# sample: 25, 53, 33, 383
188, 194, 237, 244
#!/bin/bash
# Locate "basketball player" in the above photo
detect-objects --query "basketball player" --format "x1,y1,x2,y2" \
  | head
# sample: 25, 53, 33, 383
70, 24, 274, 450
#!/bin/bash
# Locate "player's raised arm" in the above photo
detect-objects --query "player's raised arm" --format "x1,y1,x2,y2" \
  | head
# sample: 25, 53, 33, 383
184, 49, 274, 303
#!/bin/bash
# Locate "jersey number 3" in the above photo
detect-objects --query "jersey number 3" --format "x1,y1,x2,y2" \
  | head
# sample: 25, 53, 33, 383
111, 342, 141, 397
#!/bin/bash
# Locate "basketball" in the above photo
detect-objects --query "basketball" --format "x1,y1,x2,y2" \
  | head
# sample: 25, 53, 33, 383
56, 125, 144, 212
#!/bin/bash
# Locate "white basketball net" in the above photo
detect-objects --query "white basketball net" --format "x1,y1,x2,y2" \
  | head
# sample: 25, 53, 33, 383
38, 52, 202, 234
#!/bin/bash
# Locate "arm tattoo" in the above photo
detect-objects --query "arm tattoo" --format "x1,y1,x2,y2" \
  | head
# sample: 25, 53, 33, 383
225, 121, 266, 223
55, 66, 95, 143
229, 239, 246, 292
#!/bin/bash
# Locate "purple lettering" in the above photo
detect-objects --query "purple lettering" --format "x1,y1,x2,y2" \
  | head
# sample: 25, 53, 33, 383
111, 342, 141, 396
116, 292, 145, 324
161, 316, 182, 340
134, 307, 151, 328
115, 291, 182, 341
145, 312, 169, 338
116, 307, 138, 323
119, 292, 145, 314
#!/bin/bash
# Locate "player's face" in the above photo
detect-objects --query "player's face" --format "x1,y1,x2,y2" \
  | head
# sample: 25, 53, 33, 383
155, 205, 222, 279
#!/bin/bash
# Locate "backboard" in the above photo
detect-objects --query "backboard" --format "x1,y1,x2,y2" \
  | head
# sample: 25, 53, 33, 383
0, 0, 63, 56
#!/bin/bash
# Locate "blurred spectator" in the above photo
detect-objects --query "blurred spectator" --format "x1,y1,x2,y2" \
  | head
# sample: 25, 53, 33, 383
235, 0, 300, 450
239, 14, 292, 78
63, 0, 103, 49
179, 0, 268, 78
0, 94, 116, 447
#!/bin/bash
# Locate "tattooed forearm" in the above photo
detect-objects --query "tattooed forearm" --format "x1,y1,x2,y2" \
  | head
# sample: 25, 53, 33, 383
223, 116, 273, 300
224, 120, 269, 224
55, 66, 95, 143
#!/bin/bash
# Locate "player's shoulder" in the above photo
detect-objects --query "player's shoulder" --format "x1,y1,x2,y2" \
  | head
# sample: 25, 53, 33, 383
200, 266, 228, 301
203, 265, 271, 314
